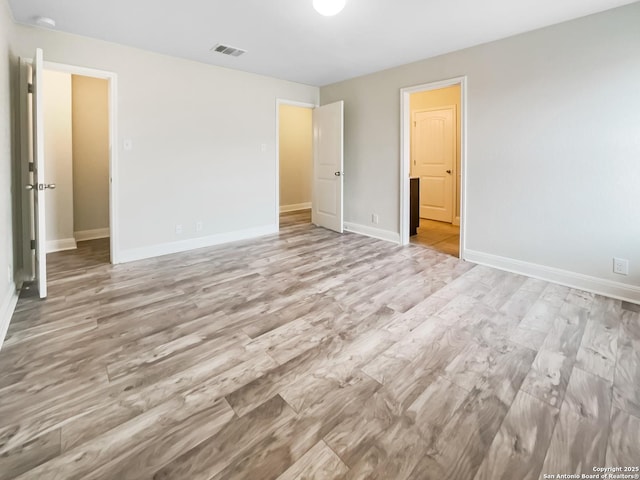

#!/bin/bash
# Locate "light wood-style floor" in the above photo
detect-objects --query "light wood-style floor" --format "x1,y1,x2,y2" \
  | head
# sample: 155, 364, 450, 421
411, 219, 460, 257
1, 210, 639, 479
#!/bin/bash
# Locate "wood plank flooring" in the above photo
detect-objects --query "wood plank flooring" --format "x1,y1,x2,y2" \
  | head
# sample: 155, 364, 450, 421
410, 219, 460, 257
1, 210, 639, 479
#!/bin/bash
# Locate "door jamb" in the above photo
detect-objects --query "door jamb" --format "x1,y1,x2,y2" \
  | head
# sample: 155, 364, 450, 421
274, 99, 317, 230
399, 76, 467, 259
18, 58, 34, 282
42, 61, 120, 264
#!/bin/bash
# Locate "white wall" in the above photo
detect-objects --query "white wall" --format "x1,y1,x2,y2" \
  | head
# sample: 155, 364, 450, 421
279, 104, 312, 211
12, 25, 319, 262
0, 0, 18, 345
43, 69, 75, 252
321, 3, 640, 301
72, 75, 110, 237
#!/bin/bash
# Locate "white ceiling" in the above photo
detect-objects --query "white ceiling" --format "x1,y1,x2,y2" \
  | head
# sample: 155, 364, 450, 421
8, 0, 638, 86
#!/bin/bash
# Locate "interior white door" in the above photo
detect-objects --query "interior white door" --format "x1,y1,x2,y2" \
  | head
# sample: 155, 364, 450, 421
31, 48, 48, 298
312, 101, 344, 233
412, 107, 455, 222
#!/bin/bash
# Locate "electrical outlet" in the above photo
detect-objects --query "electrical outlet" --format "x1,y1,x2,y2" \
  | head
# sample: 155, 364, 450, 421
175, 224, 183, 235
371, 214, 379, 225
196, 221, 203, 232
613, 257, 629, 275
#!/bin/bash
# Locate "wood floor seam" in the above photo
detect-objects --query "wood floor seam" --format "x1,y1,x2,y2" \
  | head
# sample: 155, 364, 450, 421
1, 212, 637, 480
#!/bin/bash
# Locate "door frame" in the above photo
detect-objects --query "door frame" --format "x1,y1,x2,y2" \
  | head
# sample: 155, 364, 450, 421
274, 99, 317, 230
18, 58, 33, 281
29, 60, 120, 264
399, 76, 467, 259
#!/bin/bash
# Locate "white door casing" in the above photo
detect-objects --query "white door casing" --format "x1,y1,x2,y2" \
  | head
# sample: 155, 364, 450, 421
31, 48, 48, 298
312, 101, 344, 233
412, 106, 455, 222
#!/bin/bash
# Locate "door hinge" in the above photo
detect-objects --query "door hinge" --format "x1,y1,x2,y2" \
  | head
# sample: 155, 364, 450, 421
28, 83, 33, 94
30, 239, 36, 250
28, 162, 34, 172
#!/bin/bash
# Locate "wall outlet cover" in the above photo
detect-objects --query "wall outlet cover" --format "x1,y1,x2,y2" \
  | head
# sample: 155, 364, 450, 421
613, 257, 629, 275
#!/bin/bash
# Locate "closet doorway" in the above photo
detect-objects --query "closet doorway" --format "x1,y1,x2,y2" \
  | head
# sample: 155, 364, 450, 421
276, 100, 315, 229
40, 67, 112, 274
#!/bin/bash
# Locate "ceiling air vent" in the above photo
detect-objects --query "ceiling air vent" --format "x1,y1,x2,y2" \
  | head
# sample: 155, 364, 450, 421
210, 44, 246, 57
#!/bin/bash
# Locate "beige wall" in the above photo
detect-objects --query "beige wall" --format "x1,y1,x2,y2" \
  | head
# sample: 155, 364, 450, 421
279, 104, 312, 210
43, 70, 74, 250
12, 25, 319, 262
72, 75, 109, 235
321, 3, 640, 299
410, 86, 461, 219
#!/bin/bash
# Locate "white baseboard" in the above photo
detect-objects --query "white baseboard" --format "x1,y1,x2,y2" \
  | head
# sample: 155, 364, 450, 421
280, 203, 311, 213
0, 284, 19, 351
344, 222, 400, 244
75, 228, 110, 242
46, 238, 77, 253
118, 224, 278, 264
465, 249, 640, 304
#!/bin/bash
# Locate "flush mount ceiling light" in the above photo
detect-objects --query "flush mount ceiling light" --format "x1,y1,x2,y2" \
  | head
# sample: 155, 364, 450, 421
313, 0, 346, 16
35, 16, 56, 28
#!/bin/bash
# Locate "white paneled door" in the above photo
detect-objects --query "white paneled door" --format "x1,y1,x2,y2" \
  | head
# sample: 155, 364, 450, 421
312, 101, 344, 233
412, 107, 455, 222
31, 48, 48, 298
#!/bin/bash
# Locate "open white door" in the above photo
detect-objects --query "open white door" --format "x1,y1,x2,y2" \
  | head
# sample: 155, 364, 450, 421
312, 101, 344, 233
30, 48, 49, 298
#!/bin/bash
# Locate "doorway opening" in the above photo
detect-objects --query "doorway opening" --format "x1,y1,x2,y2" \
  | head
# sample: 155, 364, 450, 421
276, 100, 315, 230
42, 69, 111, 273
20, 54, 118, 298
400, 77, 467, 259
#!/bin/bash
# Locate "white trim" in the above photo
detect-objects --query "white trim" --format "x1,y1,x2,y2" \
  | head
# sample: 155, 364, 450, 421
280, 203, 312, 213
465, 249, 640, 304
400, 76, 467, 261
118, 224, 278, 263
46, 238, 77, 253
344, 222, 400, 244
43, 61, 120, 264
275, 99, 317, 230
0, 286, 19, 351
74, 228, 110, 241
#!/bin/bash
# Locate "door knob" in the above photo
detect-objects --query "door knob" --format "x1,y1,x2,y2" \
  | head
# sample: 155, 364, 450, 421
26, 183, 56, 190
446, 170, 452, 174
